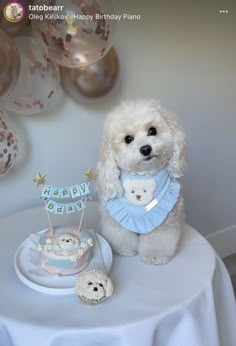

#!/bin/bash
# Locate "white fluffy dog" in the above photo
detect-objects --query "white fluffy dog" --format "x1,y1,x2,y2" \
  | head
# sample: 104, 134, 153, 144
97, 99, 186, 265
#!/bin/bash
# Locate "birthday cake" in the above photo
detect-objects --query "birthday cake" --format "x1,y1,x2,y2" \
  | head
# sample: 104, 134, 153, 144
38, 227, 93, 276
30, 169, 97, 277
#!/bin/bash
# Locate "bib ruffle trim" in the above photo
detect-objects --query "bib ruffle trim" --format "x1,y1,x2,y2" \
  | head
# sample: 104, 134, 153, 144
105, 180, 180, 234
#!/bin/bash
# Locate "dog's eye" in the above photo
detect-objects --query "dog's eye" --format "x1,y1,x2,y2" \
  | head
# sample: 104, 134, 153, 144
144, 189, 146, 193
99, 283, 104, 287
148, 127, 157, 136
88, 282, 93, 285
124, 135, 134, 144
131, 190, 135, 193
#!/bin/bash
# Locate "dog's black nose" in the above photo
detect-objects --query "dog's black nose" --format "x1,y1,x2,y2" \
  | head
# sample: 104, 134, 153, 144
93, 287, 98, 291
136, 195, 141, 200
140, 145, 152, 156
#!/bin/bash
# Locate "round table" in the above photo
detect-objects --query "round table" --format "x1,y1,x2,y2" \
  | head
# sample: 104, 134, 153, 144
0, 204, 236, 346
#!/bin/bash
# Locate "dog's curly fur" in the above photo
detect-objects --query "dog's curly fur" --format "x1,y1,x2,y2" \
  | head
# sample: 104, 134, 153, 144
97, 99, 186, 264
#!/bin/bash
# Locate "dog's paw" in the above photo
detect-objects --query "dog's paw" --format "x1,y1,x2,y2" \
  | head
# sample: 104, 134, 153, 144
140, 255, 171, 265
116, 249, 137, 257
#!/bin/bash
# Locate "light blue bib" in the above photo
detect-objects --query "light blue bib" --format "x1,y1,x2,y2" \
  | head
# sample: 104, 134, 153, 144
105, 169, 180, 234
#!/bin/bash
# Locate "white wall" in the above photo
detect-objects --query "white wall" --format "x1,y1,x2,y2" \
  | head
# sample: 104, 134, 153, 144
0, 0, 235, 237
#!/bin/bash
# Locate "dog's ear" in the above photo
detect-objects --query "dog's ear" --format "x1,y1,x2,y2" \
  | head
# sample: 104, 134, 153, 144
97, 135, 123, 200
165, 111, 187, 178
105, 276, 113, 297
145, 179, 157, 192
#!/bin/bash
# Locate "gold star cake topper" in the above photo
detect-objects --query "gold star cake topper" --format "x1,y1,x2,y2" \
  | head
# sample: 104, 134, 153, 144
33, 173, 46, 187
85, 168, 97, 182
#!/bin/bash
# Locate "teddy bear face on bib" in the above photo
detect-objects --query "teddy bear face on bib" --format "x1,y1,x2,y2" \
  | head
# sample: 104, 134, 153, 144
123, 179, 157, 206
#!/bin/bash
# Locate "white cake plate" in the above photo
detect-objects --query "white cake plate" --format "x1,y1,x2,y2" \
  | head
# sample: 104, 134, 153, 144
14, 231, 113, 295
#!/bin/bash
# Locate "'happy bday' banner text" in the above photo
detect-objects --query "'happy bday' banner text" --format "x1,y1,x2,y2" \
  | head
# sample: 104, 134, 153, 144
41, 182, 90, 200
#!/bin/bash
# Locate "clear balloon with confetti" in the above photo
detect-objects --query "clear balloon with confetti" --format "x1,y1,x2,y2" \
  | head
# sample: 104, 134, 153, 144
32, 0, 116, 68
1, 36, 60, 115
0, 109, 18, 176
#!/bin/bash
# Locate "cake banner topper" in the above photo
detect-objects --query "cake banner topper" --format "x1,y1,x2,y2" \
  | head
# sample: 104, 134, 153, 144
41, 182, 90, 200
45, 199, 86, 215
33, 169, 97, 235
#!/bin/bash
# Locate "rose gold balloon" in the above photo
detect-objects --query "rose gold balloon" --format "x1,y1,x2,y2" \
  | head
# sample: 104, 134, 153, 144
0, 28, 20, 100
32, 0, 115, 68
0, 109, 18, 176
60, 47, 119, 102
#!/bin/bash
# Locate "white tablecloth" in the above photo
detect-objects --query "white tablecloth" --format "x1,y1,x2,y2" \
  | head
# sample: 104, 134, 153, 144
0, 204, 236, 346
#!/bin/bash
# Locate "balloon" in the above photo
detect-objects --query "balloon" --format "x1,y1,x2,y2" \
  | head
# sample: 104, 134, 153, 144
1, 36, 60, 115
0, 109, 18, 176
60, 47, 119, 102
0, 28, 20, 100
32, 0, 115, 68
0, 0, 31, 36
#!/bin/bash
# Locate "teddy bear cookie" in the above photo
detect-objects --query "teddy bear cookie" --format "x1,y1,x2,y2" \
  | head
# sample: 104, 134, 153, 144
38, 227, 93, 276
